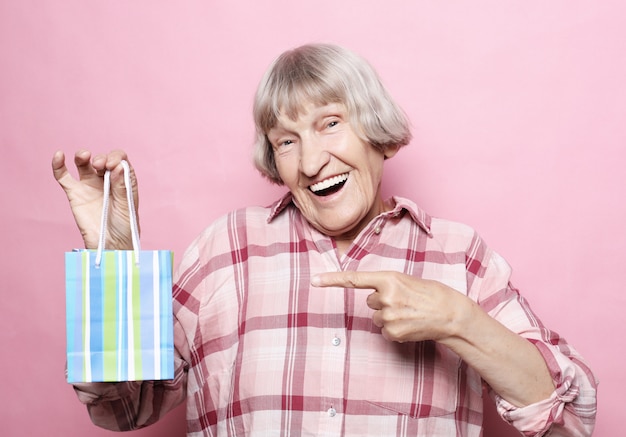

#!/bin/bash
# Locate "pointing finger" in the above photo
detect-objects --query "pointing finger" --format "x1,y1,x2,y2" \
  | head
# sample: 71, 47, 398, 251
311, 271, 387, 289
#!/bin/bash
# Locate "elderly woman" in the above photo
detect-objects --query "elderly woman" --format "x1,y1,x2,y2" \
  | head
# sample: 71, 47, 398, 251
52, 43, 597, 436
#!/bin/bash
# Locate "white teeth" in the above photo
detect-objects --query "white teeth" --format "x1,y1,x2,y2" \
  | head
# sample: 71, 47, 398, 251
309, 173, 348, 192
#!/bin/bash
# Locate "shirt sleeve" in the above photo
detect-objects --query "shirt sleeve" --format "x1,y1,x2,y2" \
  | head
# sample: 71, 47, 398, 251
468, 234, 598, 436
71, 320, 189, 431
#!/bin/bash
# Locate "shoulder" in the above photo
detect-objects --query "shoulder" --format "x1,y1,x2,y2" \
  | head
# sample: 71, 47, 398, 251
429, 216, 477, 239
191, 205, 275, 250
393, 196, 480, 249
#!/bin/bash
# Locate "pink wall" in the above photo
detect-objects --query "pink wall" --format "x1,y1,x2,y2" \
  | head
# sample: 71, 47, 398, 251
1, 1, 622, 435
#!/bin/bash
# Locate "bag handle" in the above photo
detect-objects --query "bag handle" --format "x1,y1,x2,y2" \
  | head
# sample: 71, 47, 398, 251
95, 160, 141, 267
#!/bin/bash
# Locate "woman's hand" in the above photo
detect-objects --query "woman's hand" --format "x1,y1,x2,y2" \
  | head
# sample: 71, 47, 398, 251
311, 270, 465, 343
52, 150, 140, 250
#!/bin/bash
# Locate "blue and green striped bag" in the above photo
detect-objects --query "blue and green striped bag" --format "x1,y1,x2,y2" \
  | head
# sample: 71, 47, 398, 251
65, 249, 174, 382
65, 161, 174, 383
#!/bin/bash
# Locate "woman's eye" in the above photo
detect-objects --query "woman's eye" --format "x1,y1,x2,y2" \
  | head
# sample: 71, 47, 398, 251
327, 120, 339, 128
274, 139, 294, 151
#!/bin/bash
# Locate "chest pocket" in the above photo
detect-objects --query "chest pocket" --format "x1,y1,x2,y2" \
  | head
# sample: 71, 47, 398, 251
355, 333, 462, 418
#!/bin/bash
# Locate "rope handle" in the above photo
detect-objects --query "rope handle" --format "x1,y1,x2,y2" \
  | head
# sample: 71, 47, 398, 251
95, 160, 141, 267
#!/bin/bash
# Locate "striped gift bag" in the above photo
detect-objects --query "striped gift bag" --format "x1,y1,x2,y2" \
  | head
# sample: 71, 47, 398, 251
65, 249, 174, 382
65, 161, 174, 383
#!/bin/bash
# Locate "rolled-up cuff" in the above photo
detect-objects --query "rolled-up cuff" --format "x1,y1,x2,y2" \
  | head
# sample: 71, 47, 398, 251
494, 341, 580, 436
73, 380, 142, 404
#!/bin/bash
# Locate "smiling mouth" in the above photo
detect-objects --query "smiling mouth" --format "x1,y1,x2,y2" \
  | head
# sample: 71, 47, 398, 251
309, 173, 349, 196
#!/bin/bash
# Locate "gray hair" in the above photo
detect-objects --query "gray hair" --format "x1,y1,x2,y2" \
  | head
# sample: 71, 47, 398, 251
253, 43, 412, 184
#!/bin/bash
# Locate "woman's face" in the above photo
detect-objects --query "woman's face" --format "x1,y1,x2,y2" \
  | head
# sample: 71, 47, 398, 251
267, 101, 397, 246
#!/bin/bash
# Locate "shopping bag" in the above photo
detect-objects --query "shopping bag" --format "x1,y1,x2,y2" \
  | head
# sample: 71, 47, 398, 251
65, 161, 174, 383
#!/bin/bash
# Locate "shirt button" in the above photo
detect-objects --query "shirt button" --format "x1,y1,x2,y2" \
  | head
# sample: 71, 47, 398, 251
374, 226, 382, 234
331, 337, 341, 346
328, 407, 337, 417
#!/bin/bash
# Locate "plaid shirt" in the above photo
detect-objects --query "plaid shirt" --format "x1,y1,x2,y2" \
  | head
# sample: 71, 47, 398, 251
74, 194, 597, 436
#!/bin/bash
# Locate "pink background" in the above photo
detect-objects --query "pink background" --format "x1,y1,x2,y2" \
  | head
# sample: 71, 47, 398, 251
0, 1, 623, 435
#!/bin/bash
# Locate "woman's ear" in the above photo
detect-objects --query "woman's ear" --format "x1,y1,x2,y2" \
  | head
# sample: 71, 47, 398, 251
383, 145, 400, 160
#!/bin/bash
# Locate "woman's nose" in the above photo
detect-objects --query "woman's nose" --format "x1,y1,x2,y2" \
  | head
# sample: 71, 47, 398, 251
299, 136, 330, 177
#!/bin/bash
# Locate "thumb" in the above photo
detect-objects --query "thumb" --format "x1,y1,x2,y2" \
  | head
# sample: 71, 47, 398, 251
51, 150, 75, 191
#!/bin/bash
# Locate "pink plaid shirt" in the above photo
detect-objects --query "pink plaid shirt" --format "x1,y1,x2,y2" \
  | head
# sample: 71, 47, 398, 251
74, 194, 597, 436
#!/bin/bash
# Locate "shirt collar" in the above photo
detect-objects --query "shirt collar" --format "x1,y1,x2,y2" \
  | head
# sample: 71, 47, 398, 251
267, 192, 294, 222
387, 196, 433, 237
267, 192, 433, 237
